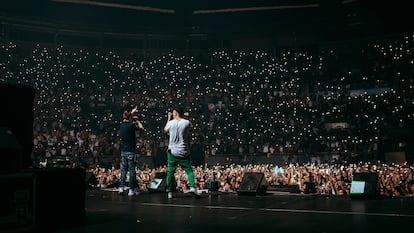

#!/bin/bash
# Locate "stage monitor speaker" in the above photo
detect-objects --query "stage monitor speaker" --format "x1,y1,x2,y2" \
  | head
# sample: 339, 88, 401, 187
350, 172, 379, 199
0, 83, 35, 172
237, 172, 268, 196
148, 172, 167, 193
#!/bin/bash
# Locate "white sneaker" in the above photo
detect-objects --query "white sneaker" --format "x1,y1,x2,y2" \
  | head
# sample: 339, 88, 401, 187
167, 192, 173, 199
189, 187, 201, 198
118, 187, 123, 194
128, 189, 139, 196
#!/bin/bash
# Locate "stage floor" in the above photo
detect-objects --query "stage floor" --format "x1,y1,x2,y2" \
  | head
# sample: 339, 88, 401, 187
53, 189, 414, 233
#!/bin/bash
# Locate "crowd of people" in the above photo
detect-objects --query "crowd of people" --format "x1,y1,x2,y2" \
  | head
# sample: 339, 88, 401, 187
1, 32, 413, 196
90, 161, 414, 197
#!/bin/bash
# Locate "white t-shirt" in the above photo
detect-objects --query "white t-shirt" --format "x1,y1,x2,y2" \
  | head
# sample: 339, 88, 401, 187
164, 118, 190, 157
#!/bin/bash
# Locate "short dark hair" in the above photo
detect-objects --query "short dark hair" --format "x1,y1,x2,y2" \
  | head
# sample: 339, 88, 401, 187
123, 110, 132, 120
172, 106, 184, 115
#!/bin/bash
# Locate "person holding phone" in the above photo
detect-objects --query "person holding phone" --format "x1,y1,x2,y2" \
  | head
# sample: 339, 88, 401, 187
118, 106, 144, 196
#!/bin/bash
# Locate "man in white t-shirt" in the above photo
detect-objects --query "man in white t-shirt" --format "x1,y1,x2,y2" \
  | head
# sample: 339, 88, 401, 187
164, 106, 198, 199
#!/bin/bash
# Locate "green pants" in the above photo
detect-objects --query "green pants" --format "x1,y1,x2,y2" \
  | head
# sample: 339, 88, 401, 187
166, 151, 195, 192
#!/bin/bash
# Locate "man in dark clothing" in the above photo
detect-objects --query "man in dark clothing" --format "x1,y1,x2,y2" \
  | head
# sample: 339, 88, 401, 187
119, 106, 144, 196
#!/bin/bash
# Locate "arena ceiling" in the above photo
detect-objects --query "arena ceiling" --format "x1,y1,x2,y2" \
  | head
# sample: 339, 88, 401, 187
1, 0, 413, 44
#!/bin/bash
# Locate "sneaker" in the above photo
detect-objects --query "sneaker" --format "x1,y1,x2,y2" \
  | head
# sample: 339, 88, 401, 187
128, 189, 139, 196
118, 187, 123, 195
167, 192, 173, 199
189, 187, 202, 198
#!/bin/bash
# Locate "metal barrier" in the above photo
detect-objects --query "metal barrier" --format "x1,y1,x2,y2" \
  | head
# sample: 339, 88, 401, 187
36, 152, 343, 169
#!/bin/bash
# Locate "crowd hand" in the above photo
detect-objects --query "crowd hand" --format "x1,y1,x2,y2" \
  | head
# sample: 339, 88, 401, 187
131, 106, 138, 114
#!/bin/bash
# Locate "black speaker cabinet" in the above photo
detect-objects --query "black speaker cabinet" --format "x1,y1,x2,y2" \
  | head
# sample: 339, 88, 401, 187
20, 168, 86, 232
350, 172, 379, 199
237, 172, 268, 196
0, 83, 35, 172
0, 168, 86, 232
0, 127, 22, 174
0, 173, 35, 233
